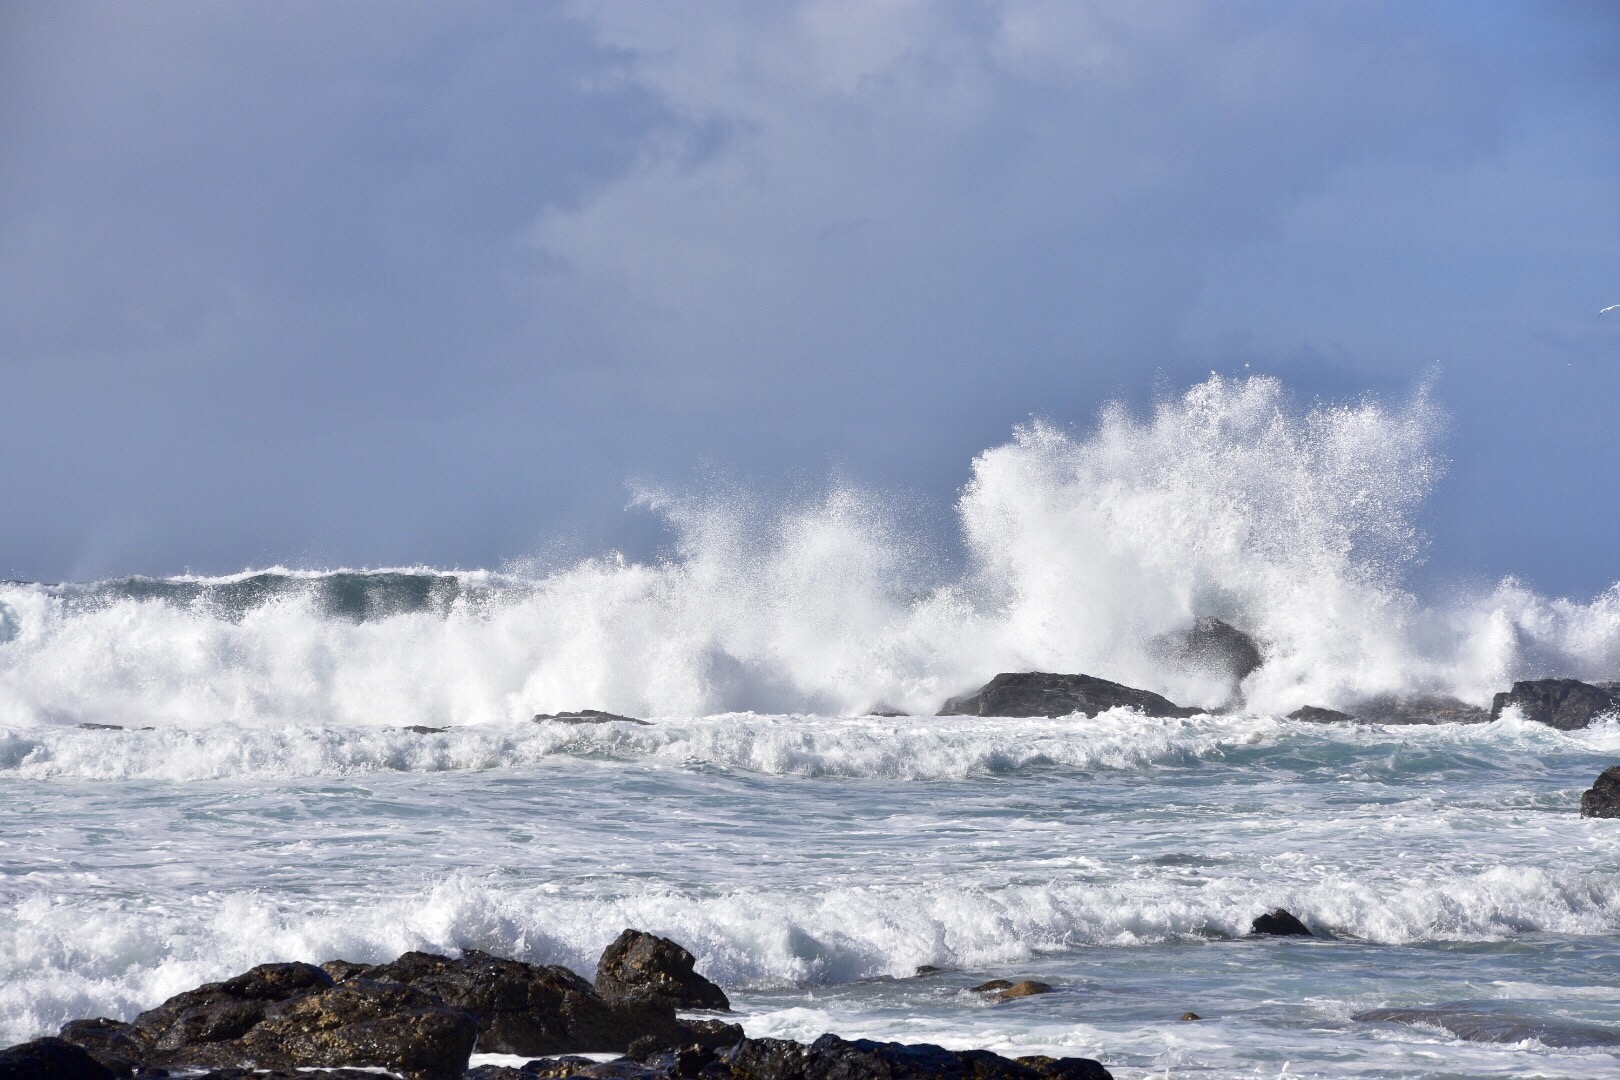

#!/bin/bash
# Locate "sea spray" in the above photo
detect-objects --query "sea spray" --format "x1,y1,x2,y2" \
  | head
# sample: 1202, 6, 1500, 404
2, 374, 1618, 731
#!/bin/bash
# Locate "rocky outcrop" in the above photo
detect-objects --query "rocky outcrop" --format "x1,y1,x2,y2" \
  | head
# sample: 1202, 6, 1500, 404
57, 966, 477, 1080
1580, 766, 1620, 818
595, 930, 730, 1011
42, 940, 1110, 1080
0, 1036, 114, 1080
939, 673, 1198, 719
331, 949, 706, 1055
1250, 909, 1311, 937
533, 710, 651, 726
1490, 679, 1620, 730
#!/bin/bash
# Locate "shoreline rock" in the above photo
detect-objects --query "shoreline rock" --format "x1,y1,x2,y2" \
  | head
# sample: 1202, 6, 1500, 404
939, 672, 1198, 719
40, 938, 1112, 1080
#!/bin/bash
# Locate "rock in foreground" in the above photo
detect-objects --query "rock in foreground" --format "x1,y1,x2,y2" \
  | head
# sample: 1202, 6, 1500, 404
0, 1036, 114, 1080
1490, 679, 1620, 730
595, 929, 730, 1011
939, 672, 1198, 719
1581, 766, 1620, 818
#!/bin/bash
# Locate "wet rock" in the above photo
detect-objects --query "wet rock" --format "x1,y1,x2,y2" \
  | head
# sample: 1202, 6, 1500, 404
1152, 617, 1264, 705
1352, 695, 1490, 725
1179, 1012, 1201, 1022
230, 979, 477, 1079
1580, 765, 1620, 818
914, 965, 945, 976
1287, 705, 1355, 724
939, 672, 1198, 719
971, 979, 1015, 992
533, 710, 651, 726
77, 723, 124, 731
1250, 909, 1312, 937
721, 1033, 1112, 1080
0, 1036, 115, 1080
1490, 679, 1620, 730
319, 960, 371, 982
403, 725, 448, 734
595, 930, 730, 1012
992, 980, 1053, 1001
56, 1018, 148, 1076
351, 949, 689, 1055
131, 962, 335, 1050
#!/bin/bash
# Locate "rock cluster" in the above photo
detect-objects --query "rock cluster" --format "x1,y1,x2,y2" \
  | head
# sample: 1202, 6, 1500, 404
18, 931, 1112, 1080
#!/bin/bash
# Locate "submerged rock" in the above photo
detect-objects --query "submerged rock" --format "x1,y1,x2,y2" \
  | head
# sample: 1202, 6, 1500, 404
533, 709, 651, 726
993, 980, 1053, 1001
1250, 909, 1312, 937
1179, 1012, 1201, 1022
1354, 1006, 1620, 1048
939, 672, 1198, 719
1580, 765, 1620, 818
595, 929, 730, 1012
1490, 679, 1620, 730
1351, 695, 1490, 725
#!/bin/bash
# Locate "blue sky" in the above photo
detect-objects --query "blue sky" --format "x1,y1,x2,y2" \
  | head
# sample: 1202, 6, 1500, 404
3, 1, 1618, 595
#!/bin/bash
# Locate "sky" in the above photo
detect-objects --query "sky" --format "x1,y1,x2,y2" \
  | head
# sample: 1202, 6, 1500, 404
2, 1, 1618, 595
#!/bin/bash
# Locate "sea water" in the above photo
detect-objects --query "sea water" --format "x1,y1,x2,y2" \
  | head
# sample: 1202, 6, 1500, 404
4, 376, 1620, 1077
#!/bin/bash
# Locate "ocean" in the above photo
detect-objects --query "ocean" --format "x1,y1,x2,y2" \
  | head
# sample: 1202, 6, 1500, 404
3, 376, 1619, 1077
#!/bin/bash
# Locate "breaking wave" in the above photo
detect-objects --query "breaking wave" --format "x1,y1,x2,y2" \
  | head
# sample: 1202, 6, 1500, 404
3, 375, 1619, 735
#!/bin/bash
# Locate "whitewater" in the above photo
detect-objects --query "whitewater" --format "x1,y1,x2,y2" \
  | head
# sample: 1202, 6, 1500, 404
4, 375, 1620, 1077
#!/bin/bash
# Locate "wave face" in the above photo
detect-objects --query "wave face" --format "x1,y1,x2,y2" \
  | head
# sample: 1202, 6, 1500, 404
3, 374, 1620, 733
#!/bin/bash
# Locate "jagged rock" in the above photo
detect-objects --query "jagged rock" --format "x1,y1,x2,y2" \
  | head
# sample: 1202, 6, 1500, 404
533, 710, 651, 726
596, 930, 730, 1012
1250, 909, 1312, 937
1352, 695, 1490, 725
1580, 766, 1620, 818
230, 979, 477, 1079
719, 1033, 1112, 1080
348, 949, 691, 1055
0, 1037, 115, 1080
939, 673, 1198, 719
55, 1019, 146, 1077
1287, 705, 1355, 724
131, 962, 335, 1050
1490, 679, 1620, 730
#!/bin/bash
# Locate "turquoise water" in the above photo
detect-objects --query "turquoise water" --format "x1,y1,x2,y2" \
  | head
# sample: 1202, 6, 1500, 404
5, 708, 1619, 1078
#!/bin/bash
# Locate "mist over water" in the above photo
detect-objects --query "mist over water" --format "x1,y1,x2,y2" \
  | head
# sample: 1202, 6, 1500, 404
2, 375, 1617, 739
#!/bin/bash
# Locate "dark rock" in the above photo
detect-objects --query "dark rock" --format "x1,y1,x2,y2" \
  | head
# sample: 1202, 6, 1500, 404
721, 1033, 1112, 1080
992, 980, 1053, 1001
319, 960, 371, 982
403, 725, 448, 734
1490, 679, 1620, 730
229, 979, 477, 1080
132, 962, 335, 1050
1352, 695, 1490, 725
1179, 1012, 1201, 1022
191, 1070, 399, 1079
0, 1037, 115, 1080
76, 723, 124, 731
1580, 766, 1620, 818
351, 949, 687, 1055
971, 980, 1015, 993
56, 1018, 148, 1076
595, 930, 730, 1012
939, 673, 1198, 719
913, 965, 944, 976
533, 710, 651, 727
1287, 706, 1355, 724
1250, 909, 1311, 937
